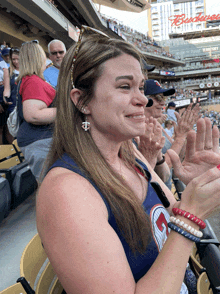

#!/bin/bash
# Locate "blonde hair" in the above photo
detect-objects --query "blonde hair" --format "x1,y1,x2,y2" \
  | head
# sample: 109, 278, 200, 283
46, 34, 151, 253
17, 42, 46, 82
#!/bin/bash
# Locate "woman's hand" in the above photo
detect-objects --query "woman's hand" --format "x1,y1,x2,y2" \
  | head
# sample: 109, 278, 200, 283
167, 117, 220, 185
139, 117, 165, 168
179, 166, 220, 220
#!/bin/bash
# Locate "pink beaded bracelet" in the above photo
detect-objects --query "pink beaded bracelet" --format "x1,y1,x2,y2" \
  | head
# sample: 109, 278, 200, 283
172, 208, 206, 229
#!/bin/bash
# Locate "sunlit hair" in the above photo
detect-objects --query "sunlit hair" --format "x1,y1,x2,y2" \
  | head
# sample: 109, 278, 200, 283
46, 33, 151, 253
17, 42, 46, 82
48, 39, 66, 54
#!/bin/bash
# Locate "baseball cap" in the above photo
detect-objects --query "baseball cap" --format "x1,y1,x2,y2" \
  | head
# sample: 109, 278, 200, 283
168, 101, 176, 107
1, 48, 10, 56
141, 59, 155, 72
144, 79, 175, 96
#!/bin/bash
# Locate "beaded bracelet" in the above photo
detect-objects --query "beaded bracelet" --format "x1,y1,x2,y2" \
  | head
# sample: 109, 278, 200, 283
168, 222, 201, 243
172, 208, 206, 229
170, 216, 203, 238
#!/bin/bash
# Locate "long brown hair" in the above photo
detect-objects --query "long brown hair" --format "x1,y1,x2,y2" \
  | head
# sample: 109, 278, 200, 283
46, 34, 151, 253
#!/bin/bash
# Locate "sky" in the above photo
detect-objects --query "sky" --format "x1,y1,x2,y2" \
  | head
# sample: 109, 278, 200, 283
94, 0, 219, 35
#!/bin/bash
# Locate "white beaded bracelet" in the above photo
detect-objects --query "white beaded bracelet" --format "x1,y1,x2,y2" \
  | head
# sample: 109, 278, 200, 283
170, 216, 203, 238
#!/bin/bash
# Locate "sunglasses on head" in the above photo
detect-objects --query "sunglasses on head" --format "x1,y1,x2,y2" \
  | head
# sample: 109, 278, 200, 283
50, 51, 65, 55
71, 25, 109, 88
21, 40, 39, 46
10, 48, 20, 54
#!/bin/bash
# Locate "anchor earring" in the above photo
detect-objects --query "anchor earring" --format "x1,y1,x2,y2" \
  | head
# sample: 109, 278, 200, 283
82, 116, 90, 131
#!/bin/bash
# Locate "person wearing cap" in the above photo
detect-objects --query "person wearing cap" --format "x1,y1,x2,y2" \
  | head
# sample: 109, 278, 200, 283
144, 79, 175, 120
0, 48, 11, 99
166, 101, 177, 125
140, 80, 175, 185
144, 79, 200, 190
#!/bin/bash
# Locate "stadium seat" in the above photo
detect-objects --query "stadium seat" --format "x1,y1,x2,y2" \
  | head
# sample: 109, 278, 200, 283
12, 139, 24, 161
35, 262, 63, 294
0, 175, 11, 223
19, 233, 63, 294
0, 283, 26, 294
0, 144, 22, 170
197, 272, 213, 294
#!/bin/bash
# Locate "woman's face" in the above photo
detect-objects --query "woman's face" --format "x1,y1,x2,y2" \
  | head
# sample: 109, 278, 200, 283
86, 54, 148, 143
11, 53, 19, 70
145, 94, 166, 119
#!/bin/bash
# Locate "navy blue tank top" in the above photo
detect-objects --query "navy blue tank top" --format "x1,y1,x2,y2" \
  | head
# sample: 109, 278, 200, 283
49, 154, 170, 282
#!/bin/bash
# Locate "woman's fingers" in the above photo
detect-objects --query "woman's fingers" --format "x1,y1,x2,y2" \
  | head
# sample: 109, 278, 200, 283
195, 118, 206, 151
204, 117, 213, 150
212, 125, 220, 154
185, 130, 196, 160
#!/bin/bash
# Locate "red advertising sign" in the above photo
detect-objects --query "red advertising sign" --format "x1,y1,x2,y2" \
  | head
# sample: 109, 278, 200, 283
168, 13, 220, 26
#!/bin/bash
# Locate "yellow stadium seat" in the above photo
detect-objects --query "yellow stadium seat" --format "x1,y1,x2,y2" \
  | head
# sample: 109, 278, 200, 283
19, 233, 63, 294
0, 283, 25, 294
197, 272, 213, 294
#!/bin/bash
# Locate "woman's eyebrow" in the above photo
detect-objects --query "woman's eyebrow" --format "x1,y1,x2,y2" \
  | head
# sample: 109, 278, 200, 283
115, 75, 133, 81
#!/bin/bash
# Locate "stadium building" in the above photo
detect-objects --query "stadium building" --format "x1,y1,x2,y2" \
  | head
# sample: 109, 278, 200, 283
147, 0, 206, 42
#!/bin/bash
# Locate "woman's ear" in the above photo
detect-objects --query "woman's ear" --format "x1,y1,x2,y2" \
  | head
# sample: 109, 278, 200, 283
70, 88, 90, 114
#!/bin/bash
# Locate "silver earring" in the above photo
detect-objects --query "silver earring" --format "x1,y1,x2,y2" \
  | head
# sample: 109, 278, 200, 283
82, 116, 90, 131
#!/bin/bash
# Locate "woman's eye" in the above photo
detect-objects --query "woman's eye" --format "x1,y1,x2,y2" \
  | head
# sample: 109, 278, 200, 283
139, 86, 145, 92
119, 84, 130, 90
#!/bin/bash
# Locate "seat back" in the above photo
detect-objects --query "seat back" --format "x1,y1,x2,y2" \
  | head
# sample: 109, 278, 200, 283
35, 262, 63, 294
20, 233, 48, 289
197, 272, 213, 294
0, 283, 26, 294
0, 144, 21, 170
12, 139, 24, 160
20, 233, 63, 293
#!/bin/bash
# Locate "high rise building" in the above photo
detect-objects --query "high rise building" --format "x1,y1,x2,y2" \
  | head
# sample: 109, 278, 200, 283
148, 0, 206, 41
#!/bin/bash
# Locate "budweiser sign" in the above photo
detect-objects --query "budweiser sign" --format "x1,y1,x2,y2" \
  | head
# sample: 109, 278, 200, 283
168, 13, 220, 26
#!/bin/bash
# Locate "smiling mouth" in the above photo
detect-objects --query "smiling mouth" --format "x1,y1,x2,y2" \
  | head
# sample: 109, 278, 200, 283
126, 114, 145, 119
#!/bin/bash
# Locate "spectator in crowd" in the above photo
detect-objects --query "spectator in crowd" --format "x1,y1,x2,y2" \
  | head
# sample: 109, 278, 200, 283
44, 39, 66, 88
164, 120, 173, 138
9, 47, 20, 112
16, 41, 56, 181
1, 47, 10, 67
166, 101, 177, 124
2, 47, 20, 144
37, 29, 220, 294
0, 48, 11, 144
144, 79, 200, 189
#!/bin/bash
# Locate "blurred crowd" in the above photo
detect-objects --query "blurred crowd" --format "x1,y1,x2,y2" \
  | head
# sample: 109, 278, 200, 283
100, 15, 177, 60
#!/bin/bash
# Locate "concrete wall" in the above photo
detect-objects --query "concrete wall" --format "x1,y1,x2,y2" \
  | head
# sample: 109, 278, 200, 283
0, 11, 49, 52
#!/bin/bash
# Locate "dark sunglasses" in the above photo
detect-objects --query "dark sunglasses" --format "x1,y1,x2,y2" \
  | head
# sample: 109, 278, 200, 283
21, 40, 39, 46
71, 25, 109, 88
50, 51, 65, 55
